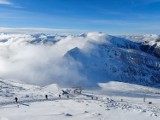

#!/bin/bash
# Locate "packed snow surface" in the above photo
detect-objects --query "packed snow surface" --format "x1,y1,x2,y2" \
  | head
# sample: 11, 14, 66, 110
0, 80, 160, 120
0, 100, 159, 120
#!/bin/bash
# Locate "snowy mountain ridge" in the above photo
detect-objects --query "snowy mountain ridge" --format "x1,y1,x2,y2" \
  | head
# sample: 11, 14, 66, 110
65, 33, 160, 87
0, 32, 160, 88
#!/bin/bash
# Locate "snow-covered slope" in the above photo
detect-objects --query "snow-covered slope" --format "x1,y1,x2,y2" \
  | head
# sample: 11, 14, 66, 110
0, 80, 160, 120
1, 32, 160, 120
121, 34, 160, 58
64, 32, 160, 87
0, 32, 160, 88
0, 79, 59, 102
1, 99, 159, 120
98, 81, 160, 98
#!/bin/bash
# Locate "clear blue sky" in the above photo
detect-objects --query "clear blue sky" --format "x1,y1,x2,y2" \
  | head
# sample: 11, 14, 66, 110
0, 0, 160, 34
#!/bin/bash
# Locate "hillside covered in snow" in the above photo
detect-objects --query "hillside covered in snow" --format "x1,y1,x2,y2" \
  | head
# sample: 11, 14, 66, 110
0, 32, 160, 88
0, 79, 160, 120
1, 32, 160, 120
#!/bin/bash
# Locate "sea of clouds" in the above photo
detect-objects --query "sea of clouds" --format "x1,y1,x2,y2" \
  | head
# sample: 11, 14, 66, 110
0, 32, 108, 87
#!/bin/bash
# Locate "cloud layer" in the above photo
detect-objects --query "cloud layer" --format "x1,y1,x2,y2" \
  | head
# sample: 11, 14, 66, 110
0, 32, 107, 87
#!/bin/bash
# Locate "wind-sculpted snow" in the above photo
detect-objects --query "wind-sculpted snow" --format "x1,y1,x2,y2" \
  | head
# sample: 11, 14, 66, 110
0, 32, 159, 87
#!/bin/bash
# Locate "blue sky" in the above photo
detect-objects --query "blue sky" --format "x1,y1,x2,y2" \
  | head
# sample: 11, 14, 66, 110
0, 0, 160, 34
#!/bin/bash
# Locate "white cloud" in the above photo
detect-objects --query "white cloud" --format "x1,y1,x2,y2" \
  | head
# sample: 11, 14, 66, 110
0, 0, 13, 5
0, 32, 106, 87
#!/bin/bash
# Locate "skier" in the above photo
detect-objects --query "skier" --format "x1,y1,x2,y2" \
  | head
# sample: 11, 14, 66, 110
67, 95, 69, 99
59, 94, 61, 98
45, 95, 48, 100
15, 97, 18, 103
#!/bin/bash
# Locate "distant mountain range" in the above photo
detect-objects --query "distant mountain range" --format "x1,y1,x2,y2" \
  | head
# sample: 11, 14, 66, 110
0, 32, 160, 88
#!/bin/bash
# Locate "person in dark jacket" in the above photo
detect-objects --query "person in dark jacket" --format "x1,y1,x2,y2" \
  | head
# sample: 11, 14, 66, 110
45, 95, 48, 100
15, 97, 18, 103
59, 94, 61, 98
